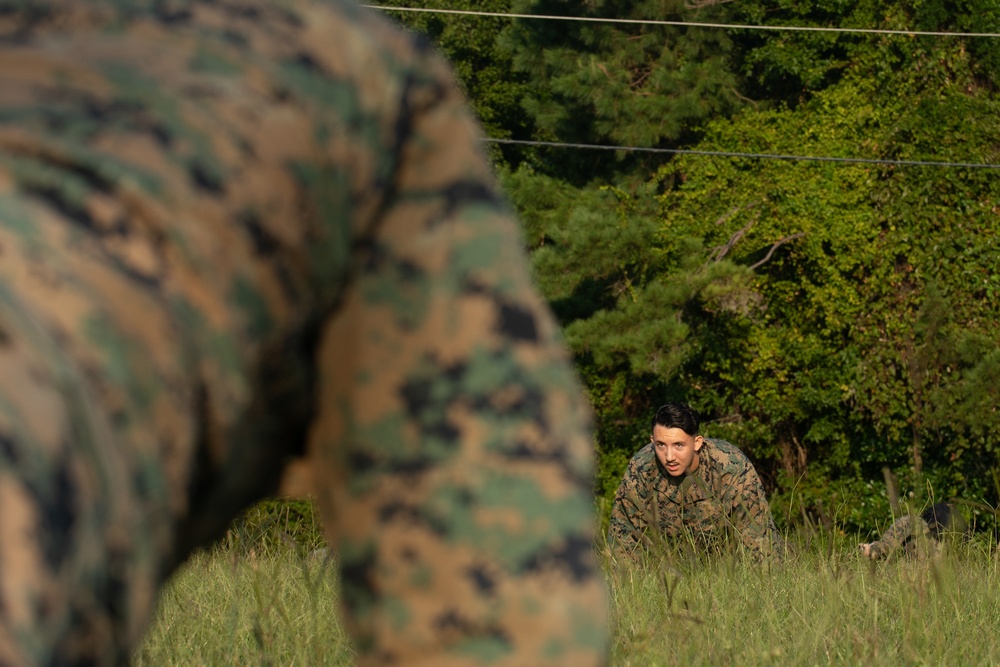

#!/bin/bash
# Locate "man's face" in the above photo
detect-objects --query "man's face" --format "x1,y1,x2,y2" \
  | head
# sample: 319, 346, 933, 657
651, 425, 703, 477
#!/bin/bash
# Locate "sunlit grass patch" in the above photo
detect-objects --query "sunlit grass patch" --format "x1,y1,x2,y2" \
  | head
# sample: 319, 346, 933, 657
133, 548, 354, 666
606, 533, 1000, 666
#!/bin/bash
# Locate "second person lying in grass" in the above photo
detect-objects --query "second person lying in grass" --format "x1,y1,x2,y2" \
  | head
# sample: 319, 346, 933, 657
607, 402, 785, 561
860, 502, 969, 559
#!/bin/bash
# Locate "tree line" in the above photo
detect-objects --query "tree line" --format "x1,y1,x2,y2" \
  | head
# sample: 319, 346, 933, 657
374, 0, 1000, 534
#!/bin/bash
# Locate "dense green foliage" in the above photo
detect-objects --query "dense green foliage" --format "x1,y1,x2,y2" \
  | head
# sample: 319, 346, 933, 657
646, 57, 1000, 529
370, 0, 1000, 534
501, 0, 744, 182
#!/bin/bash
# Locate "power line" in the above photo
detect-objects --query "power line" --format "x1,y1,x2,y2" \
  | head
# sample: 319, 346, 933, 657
363, 5, 1000, 39
363, 4, 1000, 168
483, 138, 1000, 169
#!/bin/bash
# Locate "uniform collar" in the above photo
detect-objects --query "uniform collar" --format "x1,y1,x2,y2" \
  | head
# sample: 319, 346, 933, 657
657, 444, 714, 504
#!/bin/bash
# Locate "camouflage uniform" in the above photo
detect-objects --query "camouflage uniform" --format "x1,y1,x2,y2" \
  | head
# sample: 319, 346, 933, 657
863, 503, 966, 559
607, 438, 781, 560
0, 1, 608, 664
863, 515, 939, 559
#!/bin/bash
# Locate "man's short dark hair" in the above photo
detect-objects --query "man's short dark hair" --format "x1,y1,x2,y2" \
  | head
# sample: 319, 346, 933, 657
651, 402, 700, 436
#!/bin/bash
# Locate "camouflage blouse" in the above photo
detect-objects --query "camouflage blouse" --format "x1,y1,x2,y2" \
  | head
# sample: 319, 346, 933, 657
608, 438, 783, 560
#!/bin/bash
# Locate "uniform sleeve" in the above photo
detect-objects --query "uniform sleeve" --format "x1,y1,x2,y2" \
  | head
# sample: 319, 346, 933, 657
607, 459, 649, 561
865, 515, 932, 559
306, 43, 608, 667
726, 459, 783, 560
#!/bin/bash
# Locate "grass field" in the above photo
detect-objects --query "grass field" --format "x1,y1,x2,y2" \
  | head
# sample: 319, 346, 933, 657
134, 527, 1000, 666
604, 536, 1000, 665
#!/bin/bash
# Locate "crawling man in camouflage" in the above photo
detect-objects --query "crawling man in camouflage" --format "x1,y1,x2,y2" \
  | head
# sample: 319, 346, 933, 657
860, 502, 967, 559
607, 402, 783, 561
0, 0, 609, 664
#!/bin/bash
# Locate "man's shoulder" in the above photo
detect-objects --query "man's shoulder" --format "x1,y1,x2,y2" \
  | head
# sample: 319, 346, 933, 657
628, 442, 656, 464
702, 438, 752, 472
626, 443, 658, 473
13, 0, 422, 71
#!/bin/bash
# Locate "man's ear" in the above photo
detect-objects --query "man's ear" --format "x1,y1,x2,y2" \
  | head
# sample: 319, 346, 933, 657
693, 435, 704, 452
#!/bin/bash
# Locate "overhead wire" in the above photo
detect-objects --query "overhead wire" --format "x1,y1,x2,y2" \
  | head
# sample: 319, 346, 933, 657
483, 139, 1000, 169
361, 5, 1000, 38
364, 4, 1000, 169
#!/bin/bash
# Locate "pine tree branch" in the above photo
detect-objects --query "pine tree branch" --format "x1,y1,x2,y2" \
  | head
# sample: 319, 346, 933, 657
710, 209, 761, 263
748, 232, 806, 270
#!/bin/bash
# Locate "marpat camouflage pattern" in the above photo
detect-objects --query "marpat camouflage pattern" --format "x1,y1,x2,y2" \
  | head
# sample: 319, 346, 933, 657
863, 515, 938, 559
0, 0, 608, 664
863, 503, 967, 560
607, 438, 782, 560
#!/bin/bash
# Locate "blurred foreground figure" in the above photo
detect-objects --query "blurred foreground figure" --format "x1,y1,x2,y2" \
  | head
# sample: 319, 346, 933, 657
860, 502, 968, 559
0, 1, 608, 664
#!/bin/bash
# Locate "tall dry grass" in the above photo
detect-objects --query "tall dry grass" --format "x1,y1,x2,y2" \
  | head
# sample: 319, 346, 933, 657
133, 547, 353, 666
135, 509, 1000, 666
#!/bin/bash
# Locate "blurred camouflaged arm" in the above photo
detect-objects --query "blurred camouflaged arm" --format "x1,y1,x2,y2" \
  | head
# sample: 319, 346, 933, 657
305, 15, 610, 667
0, 0, 608, 664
